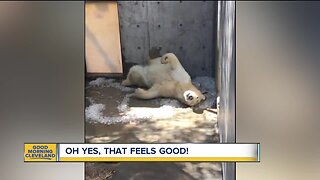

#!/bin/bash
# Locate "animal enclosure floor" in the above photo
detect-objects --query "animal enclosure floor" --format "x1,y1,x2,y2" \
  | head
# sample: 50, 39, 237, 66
85, 78, 221, 180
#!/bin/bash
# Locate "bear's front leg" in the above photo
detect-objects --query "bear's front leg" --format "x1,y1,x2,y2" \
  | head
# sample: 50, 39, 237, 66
134, 86, 160, 99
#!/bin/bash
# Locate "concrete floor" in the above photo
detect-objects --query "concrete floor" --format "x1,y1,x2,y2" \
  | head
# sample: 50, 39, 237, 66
85, 78, 222, 180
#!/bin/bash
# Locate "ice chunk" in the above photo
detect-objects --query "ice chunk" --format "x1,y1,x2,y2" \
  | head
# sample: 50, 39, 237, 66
85, 103, 106, 122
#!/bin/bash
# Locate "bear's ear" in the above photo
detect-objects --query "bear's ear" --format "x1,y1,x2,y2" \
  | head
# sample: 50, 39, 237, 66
202, 91, 208, 95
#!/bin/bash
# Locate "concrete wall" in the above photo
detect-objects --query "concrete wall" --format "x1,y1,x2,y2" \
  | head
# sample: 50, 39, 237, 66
118, 1, 217, 77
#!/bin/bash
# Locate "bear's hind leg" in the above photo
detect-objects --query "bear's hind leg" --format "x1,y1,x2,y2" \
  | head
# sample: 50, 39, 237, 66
122, 65, 146, 87
160, 53, 180, 69
121, 78, 132, 86
121, 68, 134, 86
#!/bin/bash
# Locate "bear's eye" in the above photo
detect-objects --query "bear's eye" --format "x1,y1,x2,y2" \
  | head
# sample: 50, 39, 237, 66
188, 96, 193, 100
165, 56, 168, 60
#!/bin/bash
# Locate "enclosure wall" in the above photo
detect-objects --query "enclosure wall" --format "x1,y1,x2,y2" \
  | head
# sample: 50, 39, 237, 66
118, 1, 217, 77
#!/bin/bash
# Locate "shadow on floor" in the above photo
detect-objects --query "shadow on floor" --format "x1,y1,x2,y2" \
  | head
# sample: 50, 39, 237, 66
85, 78, 222, 180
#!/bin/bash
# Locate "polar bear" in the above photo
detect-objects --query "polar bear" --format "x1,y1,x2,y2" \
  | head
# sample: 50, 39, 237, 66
122, 53, 205, 106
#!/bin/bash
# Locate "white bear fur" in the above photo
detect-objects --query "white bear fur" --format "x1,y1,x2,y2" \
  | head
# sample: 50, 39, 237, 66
122, 53, 205, 106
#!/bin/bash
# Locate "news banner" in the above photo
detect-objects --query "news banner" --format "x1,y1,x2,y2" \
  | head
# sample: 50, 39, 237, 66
24, 143, 260, 162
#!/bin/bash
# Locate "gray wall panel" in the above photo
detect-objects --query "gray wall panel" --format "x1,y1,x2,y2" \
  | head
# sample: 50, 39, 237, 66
118, 1, 217, 77
118, 1, 149, 65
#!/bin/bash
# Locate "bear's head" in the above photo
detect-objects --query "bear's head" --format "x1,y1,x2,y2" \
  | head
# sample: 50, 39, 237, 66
181, 83, 206, 106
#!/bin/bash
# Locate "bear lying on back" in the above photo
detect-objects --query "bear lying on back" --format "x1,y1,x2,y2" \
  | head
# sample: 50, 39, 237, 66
122, 53, 205, 106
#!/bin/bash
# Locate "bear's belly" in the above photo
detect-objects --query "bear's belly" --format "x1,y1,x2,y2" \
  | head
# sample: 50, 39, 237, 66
145, 64, 172, 87
170, 67, 191, 84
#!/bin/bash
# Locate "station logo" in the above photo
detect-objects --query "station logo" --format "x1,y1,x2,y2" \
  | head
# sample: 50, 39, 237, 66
24, 144, 57, 162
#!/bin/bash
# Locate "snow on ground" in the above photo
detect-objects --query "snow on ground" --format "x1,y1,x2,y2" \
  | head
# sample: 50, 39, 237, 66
117, 94, 132, 112
88, 77, 134, 92
86, 76, 216, 124
85, 103, 106, 121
